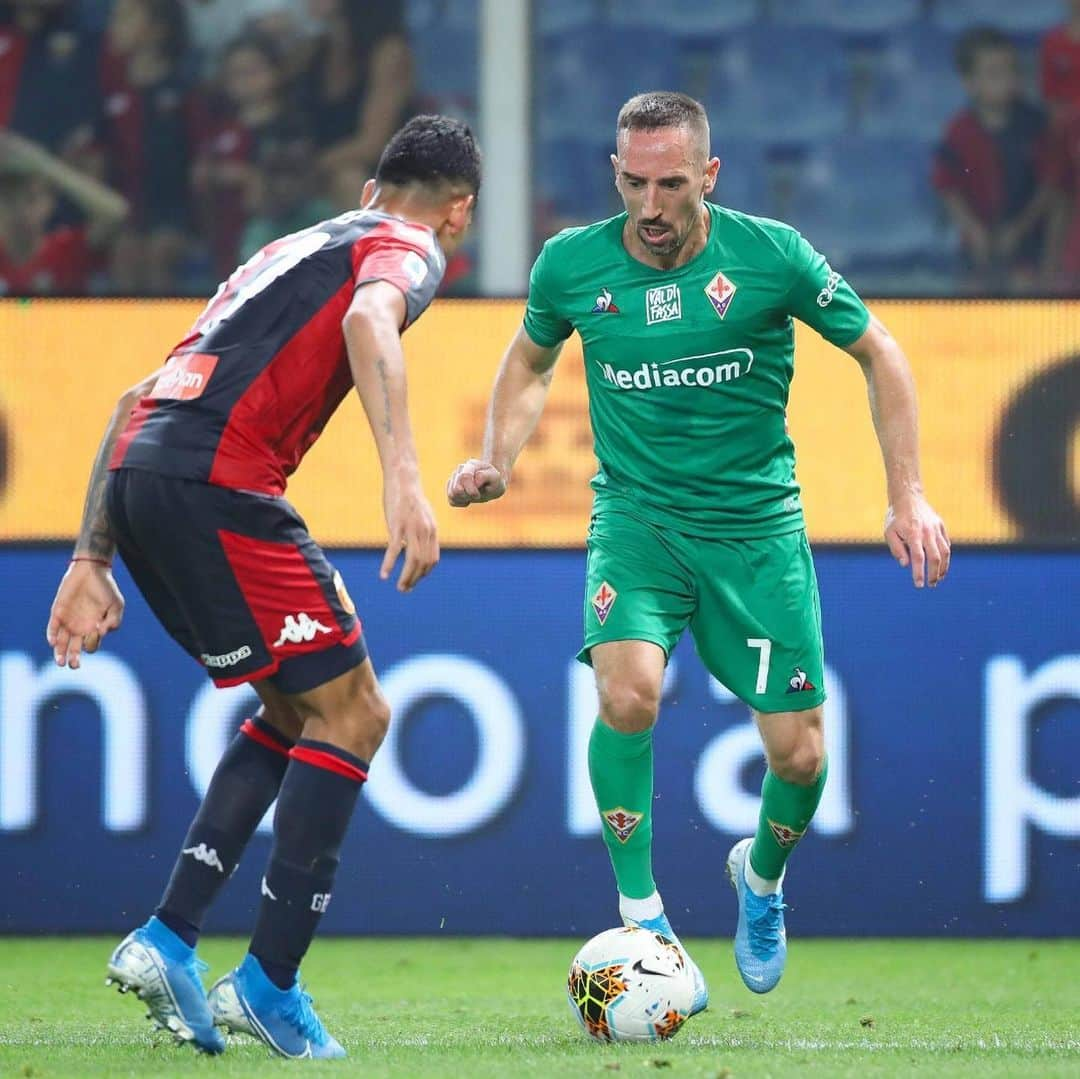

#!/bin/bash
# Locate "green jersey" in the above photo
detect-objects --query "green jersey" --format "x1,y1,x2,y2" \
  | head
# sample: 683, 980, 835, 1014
523, 203, 871, 538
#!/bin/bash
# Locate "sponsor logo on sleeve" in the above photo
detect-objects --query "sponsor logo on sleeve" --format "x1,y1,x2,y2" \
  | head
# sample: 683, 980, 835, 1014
816, 268, 841, 307
402, 250, 428, 288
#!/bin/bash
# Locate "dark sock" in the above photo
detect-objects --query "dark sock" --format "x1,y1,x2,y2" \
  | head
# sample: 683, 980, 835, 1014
156, 716, 293, 944
249, 739, 368, 989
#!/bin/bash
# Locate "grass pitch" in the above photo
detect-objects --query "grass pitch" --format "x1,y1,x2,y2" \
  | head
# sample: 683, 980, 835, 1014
1, 937, 1077, 1078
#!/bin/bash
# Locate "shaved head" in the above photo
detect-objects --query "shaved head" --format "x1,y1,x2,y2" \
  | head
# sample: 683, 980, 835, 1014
616, 91, 710, 163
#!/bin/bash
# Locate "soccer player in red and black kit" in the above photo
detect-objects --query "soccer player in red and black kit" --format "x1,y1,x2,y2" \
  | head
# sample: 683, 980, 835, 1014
45, 115, 481, 1059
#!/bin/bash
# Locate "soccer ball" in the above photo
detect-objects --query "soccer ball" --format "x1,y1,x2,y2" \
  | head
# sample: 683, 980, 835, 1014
567, 926, 695, 1043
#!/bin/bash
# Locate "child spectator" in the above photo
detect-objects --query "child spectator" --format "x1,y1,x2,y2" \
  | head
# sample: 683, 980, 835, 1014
192, 31, 302, 276
96, 0, 202, 293
1041, 0, 1080, 116
933, 28, 1051, 292
0, 129, 128, 294
237, 130, 334, 260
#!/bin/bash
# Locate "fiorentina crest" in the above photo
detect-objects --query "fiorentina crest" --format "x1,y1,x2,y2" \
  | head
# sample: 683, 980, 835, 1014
704, 270, 737, 319
768, 819, 806, 848
603, 807, 643, 843
591, 581, 617, 625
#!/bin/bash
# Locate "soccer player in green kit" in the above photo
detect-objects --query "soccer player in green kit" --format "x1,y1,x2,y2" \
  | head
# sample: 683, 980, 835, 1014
448, 92, 950, 1002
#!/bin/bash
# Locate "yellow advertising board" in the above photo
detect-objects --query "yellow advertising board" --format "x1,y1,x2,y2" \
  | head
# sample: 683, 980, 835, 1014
0, 298, 1076, 545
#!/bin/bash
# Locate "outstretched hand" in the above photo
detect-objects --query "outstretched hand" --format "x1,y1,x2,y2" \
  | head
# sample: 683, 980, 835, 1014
45, 561, 125, 668
884, 494, 950, 588
446, 459, 508, 507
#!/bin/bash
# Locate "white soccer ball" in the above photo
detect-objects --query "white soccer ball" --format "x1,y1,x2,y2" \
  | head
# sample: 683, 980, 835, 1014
567, 926, 696, 1043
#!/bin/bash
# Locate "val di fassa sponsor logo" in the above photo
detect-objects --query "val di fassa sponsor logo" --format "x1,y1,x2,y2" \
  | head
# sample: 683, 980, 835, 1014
597, 348, 754, 391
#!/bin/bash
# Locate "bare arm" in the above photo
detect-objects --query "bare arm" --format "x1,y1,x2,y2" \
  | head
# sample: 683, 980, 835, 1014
845, 315, 950, 588
447, 325, 564, 506
45, 366, 164, 668
0, 130, 129, 247
344, 280, 437, 591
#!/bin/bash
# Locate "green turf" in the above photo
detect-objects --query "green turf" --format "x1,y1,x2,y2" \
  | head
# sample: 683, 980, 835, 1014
0, 938, 1077, 1077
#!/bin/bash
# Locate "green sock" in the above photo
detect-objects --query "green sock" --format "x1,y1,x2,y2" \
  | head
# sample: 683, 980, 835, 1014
749, 757, 829, 882
588, 719, 655, 900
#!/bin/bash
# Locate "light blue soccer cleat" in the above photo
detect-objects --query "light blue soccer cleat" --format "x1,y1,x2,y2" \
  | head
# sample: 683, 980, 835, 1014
207, 953, 345, 1059
726, 837, 787, 994
622, 910, 709, 1016
105, 916, 226, 1054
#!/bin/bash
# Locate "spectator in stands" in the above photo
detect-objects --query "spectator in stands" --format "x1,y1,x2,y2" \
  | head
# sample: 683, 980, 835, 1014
0, 0, 100, 157
1041, 0, 1080, 117
192, 31, 303, 276
96, 0, 201, 293
0, 129, 128, 294
933, 27, 1051, 292
237, 130, 334, 260
296, 0, 414, 209
1042, 104, 1080, 291
182, 0, 312, 80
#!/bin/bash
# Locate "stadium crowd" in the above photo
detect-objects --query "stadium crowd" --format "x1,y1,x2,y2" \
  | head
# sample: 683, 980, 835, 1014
5, 0, 1080, 295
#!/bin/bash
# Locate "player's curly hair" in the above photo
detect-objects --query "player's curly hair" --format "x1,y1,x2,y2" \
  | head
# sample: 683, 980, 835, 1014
617, 91, 710, 156
376, 115, 482, 196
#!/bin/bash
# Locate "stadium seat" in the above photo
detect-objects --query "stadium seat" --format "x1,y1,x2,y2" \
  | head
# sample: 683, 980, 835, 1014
930, 0, 1064, 35
695, 26, 847, 144
604, 0, 761, 35
534, 136, 623, 227
787, 136, 942, 265
711, 138, 771, 219
847, 21, 965, 140
534, 25, 680, 141
770, 0, 922, 34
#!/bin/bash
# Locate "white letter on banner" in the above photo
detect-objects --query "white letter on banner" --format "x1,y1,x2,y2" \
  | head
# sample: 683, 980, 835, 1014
985, 654, 1080, 903
366, 654, 524, 836
567, 658, 679, 836
186, 682, 266, 829
0, 652, 147, 831
694, 664, 853, 836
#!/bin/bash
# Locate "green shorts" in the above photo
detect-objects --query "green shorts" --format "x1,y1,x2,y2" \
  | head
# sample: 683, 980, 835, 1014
579, 505, 826, 713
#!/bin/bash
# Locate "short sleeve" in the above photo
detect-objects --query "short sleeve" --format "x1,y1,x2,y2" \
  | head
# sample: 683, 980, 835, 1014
782, 230, 870, 349
353, 226, 445, 329
522, 242, 572, 348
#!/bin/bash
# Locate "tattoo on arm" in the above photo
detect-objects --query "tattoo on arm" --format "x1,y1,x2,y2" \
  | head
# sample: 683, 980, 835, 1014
374, 354, 393, 435
74, 406, 129, 561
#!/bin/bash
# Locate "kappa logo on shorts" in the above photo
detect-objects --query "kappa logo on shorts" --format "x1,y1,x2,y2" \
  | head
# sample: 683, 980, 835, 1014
767, 819, 806, 848
786, 667, 817, 693
273, 612, 333, 647
591, 581, 617, 625
704, 270, 737, 319
200, 645, 253, 669
603, 807, 643, 843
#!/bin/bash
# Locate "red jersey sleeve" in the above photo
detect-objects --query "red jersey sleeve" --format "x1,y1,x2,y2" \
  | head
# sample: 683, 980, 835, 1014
352, 220, 446, 329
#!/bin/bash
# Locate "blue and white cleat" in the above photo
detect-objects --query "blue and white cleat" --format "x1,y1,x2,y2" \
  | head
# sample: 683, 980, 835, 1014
727, 837, 787, 994
207, 953, 345, 1059
623, 910, 709, 1016
105, 916, 225, 1054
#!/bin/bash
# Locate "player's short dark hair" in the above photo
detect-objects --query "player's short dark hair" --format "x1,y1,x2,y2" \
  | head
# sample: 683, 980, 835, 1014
375, 115, 482, 196
617, 91, 710, 156
955, 26, 1015, 76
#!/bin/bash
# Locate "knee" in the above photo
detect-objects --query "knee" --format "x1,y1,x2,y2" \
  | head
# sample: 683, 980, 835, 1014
343, 680, 391, 760
766, 709, 826, 786
597, 678, 661, 733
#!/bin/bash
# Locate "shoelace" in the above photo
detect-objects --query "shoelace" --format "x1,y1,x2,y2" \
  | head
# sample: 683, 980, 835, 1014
281, 986, 329, 1045
747, 893, 786, 955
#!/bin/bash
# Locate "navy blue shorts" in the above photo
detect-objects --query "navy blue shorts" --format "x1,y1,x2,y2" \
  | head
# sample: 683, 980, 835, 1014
106, 468, 367, 694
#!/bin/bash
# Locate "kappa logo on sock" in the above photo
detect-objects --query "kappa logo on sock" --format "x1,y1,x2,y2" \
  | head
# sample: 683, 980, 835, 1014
260, 876, 277, 901
603, 807, 643, 843
785, 667, 817, 693
591, 581, 618, 625
767, 819, 806, 848
182, 843, 224, 873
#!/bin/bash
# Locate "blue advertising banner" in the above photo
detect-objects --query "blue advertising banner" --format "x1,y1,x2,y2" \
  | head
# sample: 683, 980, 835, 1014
1, 548, 1077, 936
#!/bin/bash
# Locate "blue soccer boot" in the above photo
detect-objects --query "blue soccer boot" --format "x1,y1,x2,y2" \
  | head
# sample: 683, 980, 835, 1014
207, 953, 345, 1059
105, 916, 225, 1054
727, 837, 787, 993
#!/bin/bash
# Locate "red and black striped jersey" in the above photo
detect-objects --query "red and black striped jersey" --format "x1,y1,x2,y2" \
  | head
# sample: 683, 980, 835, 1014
110, 209, 445, 495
